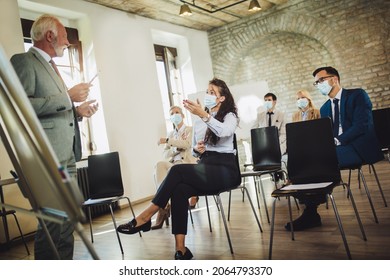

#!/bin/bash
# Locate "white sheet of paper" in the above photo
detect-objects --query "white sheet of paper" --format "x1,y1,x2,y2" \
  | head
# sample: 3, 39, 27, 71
282, 182, 333, 190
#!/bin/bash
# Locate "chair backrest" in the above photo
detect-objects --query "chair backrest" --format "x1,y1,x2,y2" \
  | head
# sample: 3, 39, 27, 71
372, 108, 390, 150
87, 152, 124, 199
286, 118, 341, 184
250, 126, 282, 171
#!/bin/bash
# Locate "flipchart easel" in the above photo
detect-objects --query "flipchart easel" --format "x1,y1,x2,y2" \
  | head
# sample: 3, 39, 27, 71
0, 44, 99, 260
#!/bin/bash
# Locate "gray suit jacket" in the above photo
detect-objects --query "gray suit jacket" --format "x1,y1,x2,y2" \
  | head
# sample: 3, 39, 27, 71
11, 48, 77, 164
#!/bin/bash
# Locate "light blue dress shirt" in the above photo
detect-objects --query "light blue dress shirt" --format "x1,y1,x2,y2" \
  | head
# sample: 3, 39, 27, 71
192, 112, 238, 156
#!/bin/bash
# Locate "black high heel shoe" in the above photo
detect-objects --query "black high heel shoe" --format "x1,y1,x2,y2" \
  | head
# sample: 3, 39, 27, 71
174, 247, 193, 260
117, 219, 151, 234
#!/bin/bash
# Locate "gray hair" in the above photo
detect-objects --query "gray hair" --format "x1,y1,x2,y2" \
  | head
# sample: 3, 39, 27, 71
169, 105, 183, 114
30, 14, 59, 43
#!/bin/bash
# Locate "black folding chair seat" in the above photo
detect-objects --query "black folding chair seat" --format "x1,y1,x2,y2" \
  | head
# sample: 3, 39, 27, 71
269, 118, 367, 260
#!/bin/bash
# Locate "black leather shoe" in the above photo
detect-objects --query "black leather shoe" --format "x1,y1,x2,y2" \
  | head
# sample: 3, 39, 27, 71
174, 247, 193, 260
117, 219, 151, 234
285, 213, 322, 231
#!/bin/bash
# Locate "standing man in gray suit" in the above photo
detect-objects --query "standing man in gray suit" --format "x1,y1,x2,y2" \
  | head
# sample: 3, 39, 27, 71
11, 14, 98, 259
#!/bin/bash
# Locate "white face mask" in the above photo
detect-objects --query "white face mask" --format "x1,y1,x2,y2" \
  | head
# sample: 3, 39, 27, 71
316, 81, 332, 96
264, 100, 273, 110
297, 98, 309, 109
170, 113, 182, 127
204, 94, 218, 110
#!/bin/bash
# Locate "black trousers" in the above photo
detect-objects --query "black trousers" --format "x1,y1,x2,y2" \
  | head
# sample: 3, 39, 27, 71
152, 152, 240, 235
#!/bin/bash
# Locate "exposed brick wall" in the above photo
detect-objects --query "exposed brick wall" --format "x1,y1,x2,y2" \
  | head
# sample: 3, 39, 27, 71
208, 0, 390, 120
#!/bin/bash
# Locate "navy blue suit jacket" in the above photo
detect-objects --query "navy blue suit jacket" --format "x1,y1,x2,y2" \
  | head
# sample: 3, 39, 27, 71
320, 88, 383, 165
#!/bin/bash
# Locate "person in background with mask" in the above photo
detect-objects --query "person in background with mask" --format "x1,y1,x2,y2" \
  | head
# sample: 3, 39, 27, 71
253, 92, 286, 155
285, 66, 383, 231
284, 89, 321, 231
292, 89, 320, 122
252, 92, 287, 183
117, 78, 240, 260
152, 106, 197, 230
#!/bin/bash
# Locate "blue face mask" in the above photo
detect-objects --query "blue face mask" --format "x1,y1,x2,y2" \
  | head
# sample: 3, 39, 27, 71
316, 81, 332, 96
264, 100, 273, 110
170, 113, 182, 126
204, 94, 217, 110
297, 98, 309, 109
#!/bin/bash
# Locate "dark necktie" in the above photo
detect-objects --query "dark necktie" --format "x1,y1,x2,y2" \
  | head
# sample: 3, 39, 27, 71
333, 98, 339, 137
267, 112, 274, 127
49, 59, 67, 88
50, 59, 62, 78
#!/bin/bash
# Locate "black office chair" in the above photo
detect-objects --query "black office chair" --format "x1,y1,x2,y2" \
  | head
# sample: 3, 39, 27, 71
0, 175, 30, 256
339, 109, 389, 222
198, 135, 263, 254
372, 107, 390, 162
340, 162, 387, 225
269, 118, 367, 260
82, 151, 138, 255
240, 126, 290, 223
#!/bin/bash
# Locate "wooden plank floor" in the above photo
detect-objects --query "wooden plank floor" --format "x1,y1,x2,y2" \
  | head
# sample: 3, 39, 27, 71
1, 159, 389, 260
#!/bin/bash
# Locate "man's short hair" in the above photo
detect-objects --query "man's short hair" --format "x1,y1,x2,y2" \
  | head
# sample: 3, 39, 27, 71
312, 66, 340, 81
264, 92, 277, 101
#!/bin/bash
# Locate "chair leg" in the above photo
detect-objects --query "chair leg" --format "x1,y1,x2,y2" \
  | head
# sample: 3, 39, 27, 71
258, 176, 270, 223
227, 190, 232, 221
242, 173, 247, 202
122, 197, 142, 237
241, 186, 263, 232
205, 196, 212, 232
358, 169, 361, 189
213, 195, 220, 211
346, 169, 352, 199
216, 195, 234, 254
287, 197, 294, 241
11, 212, 30, 255
268, 198, 277, 260
328, 194, 352, 259
345, 183, 367, 241
227, 187, 245, 220
254, 177, 261, 209
87, 207, 93, 243
293, 197, 300, 211
359, 168, 379, 223
370, 164, 388, 207
188, 206, 194, 225
109, 204, 124, 255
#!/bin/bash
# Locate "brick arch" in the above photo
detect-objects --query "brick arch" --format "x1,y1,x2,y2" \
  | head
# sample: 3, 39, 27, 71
212, 13, 338, 82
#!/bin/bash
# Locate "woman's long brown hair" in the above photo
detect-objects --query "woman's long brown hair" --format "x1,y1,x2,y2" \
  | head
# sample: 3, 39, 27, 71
204, 78, 238, 145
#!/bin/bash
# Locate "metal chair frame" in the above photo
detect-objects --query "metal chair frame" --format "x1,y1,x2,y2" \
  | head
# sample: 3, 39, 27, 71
268, 118, 367, 260
81, 152, 139, 255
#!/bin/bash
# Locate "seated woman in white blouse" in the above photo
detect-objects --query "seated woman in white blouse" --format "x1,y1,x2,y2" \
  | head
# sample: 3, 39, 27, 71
117, 78, 240, 260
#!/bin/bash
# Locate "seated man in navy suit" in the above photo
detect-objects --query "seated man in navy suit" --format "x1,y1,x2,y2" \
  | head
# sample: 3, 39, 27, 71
285, 66, 383, 231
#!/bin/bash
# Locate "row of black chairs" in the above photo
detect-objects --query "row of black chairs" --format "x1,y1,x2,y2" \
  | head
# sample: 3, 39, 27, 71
78, 115, 388, 259
2, 106, 388, 259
